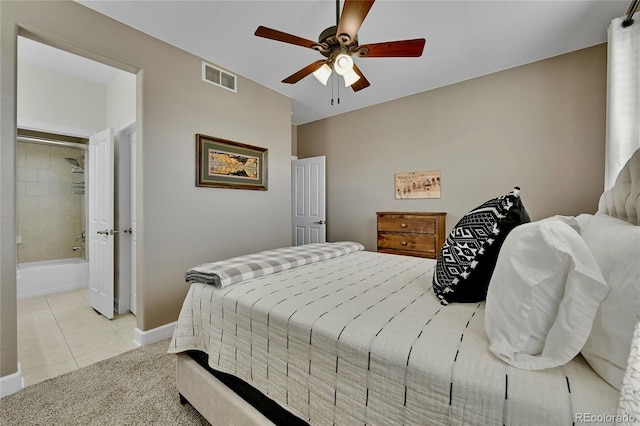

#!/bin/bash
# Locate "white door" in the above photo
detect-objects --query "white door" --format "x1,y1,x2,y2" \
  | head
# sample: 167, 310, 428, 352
292, 156, 326, 245
88, 128, 115, 319
116, 124, 135, 314
128, 130, 137, 315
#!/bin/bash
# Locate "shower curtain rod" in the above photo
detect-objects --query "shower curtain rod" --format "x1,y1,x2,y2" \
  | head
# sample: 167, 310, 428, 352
622, 0, 639, 27
17, 128, 88, 149
17, 136, 87, 150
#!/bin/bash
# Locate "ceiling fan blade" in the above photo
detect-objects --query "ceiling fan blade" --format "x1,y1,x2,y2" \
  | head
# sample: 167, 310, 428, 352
282, 60, 327, 84
255, 26, 318, 50
350, 63, 370, 92
336, 0, 375, 45
358, 38, 426, 57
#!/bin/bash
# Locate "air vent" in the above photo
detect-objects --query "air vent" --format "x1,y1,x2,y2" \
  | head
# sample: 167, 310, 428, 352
202, 62, 236, 93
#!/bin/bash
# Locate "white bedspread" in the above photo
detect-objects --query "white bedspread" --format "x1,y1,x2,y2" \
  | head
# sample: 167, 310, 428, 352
169, 250, 619, 425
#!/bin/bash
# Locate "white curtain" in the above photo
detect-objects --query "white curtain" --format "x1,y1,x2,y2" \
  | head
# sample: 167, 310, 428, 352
606, 13, 640, 190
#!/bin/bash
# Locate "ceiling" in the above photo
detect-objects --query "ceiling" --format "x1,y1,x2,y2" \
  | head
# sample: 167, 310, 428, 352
64, 1, 629, 124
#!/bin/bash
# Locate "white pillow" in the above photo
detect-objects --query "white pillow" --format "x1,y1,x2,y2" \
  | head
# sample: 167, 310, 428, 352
577, 213, 640, 390
485, 217, 608, 370
617, 316, 640, 424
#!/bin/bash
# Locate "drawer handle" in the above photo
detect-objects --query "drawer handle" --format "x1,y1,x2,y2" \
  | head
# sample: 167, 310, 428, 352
401, 241, 408, 246
400, 223, 408, 228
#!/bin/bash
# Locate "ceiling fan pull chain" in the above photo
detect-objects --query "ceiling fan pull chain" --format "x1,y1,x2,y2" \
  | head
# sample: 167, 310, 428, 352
330, 71, 340, 105
331, 72, 335, 105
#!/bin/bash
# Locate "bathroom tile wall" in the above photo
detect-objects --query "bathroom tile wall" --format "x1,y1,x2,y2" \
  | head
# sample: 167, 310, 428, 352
17, 141, 86, 263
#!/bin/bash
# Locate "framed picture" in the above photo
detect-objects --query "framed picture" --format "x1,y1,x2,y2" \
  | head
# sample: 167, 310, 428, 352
196, 134, 268, 190
394, 170, 441, 199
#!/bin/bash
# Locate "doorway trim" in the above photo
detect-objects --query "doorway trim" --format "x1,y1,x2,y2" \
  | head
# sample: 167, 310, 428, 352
0, 22, 144, 397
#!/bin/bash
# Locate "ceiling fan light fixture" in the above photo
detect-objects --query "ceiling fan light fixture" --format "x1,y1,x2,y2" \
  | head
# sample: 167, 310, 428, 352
334, 53, 354, 76
254, 0, 424, 94
343, 69, 361, 87
312, 63, 333, 85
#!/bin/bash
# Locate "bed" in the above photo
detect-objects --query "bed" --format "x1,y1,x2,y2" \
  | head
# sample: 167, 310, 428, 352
169, 149, 640, 425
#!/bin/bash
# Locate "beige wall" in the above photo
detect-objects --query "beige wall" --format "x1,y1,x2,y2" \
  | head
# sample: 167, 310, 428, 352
291, 125, 298, 157
106, 70, 136, 132
18, 60, 107, 136
298, 44, 607, 251
1, 1, 292, 379
19, 53, 136, 135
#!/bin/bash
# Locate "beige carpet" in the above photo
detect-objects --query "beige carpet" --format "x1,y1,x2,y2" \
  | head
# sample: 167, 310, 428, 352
0, 339, 209, 425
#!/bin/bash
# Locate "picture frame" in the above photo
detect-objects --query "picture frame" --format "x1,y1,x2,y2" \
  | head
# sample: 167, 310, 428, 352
394, 170, 441, 199
196, 134, 268, 190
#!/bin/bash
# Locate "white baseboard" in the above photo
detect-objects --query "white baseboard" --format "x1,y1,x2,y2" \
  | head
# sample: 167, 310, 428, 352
0, 363, 24, 398
133, 321, 176, 347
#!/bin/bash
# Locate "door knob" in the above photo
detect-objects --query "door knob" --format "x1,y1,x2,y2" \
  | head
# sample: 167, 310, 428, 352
123, 228, 132, 234
313, 220, 325, 225
97, 230, 109, 235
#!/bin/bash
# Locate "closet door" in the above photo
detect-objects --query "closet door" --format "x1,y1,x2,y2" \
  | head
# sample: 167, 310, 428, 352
88, 127, 115, 319
292, 156, 326, 245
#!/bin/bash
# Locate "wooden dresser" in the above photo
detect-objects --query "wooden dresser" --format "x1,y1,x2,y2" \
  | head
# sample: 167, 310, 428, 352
376, 212, 446, 259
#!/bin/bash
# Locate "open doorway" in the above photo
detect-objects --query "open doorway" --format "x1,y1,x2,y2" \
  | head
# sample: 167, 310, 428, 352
16, 36, 137, 386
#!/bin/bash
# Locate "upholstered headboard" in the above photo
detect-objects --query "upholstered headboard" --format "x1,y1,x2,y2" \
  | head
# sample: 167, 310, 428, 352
598, 148, 640, 225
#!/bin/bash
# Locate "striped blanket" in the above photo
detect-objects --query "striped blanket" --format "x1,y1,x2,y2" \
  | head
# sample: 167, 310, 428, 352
185, 242, 364, 287
170, 250, 618, 425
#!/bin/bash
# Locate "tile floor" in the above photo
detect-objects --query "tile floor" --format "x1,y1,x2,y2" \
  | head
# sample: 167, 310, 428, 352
17, 288, 137, 386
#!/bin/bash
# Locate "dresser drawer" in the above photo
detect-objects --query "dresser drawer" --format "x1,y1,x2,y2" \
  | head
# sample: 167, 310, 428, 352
376, 211, 446, 259
377, 233, 436, 254
377, 215, 436, 234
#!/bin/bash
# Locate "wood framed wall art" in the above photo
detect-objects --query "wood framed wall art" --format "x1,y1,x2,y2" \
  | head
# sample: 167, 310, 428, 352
394, 170, 441, 199
196, 134, 268, 190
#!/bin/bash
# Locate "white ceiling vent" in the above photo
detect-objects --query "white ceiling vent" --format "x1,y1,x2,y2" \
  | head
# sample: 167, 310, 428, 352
202, 62, 236, 93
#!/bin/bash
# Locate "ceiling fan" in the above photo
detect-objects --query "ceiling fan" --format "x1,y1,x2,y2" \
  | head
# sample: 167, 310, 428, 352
254, 0, 426, 92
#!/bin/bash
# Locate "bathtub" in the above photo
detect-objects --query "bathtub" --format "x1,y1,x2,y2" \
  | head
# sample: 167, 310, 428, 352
17, 257, 89, 299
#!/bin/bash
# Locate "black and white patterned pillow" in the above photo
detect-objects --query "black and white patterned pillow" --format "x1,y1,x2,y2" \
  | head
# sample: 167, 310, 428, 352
432, 187, 530, 305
